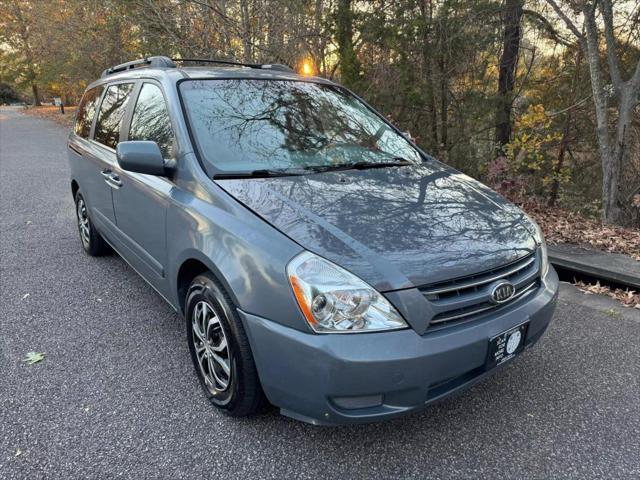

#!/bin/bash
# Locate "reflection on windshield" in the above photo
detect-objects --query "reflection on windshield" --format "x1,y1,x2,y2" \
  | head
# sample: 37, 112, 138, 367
180, 79, 421, 172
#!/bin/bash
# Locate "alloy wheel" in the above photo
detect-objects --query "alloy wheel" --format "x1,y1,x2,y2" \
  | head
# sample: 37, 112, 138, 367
76, 198, 90, 248
191, 300, 232, 392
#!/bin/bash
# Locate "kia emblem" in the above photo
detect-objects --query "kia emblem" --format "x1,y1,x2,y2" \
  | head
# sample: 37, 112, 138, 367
490, 280, 515, 304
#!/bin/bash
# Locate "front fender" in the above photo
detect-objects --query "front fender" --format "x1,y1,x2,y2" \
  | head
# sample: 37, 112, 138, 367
166, 182, 310, 332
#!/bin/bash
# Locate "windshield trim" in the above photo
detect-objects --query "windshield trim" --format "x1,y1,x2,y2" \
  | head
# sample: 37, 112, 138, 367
177, 77, 426, 179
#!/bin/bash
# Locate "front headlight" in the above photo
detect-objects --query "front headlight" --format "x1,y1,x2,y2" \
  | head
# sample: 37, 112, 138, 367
533, 222, 549, 277
287, 251, 408, 333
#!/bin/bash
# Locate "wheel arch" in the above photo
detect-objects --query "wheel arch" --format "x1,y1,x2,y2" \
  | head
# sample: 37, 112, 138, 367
71, 179, 80, 199
175, 251, 240, 316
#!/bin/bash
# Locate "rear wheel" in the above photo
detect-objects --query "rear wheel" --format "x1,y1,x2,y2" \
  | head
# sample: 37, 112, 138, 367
185, 273, 266, 416
74, 191, 109, 256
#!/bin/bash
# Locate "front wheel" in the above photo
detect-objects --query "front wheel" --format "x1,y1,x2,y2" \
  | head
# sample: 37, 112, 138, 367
185, 273, 266, 416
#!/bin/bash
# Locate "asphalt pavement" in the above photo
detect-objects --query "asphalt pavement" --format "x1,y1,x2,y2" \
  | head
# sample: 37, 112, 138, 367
1, 107, 639, 479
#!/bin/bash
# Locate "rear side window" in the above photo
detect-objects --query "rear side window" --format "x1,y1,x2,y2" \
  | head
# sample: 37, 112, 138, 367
94, 83, 134, 149
129, 83, 174, 159
74, 86, 103, 138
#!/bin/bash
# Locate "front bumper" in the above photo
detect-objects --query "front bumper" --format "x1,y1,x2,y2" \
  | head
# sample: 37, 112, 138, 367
240, 267, 559, 425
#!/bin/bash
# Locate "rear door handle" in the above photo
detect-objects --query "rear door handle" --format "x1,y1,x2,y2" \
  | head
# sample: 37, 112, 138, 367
101, 169, 123, 189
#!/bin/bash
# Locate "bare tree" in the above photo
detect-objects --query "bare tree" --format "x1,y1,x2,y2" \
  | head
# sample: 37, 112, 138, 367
495, 0, 524, 150
545, 0, 640, 225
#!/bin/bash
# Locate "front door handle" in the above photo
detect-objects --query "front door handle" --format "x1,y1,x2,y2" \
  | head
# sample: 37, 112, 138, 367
108, 174, 123, 188
101, 169, 123, 189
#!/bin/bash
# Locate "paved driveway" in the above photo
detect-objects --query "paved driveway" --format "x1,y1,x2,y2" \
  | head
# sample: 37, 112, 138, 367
1, 107, 639, 479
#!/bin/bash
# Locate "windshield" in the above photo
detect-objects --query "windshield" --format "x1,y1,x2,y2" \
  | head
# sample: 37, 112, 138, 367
179, 79, 422, 174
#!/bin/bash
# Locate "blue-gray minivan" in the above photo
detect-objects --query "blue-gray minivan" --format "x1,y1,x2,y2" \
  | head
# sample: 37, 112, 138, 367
67, 56, 559, 425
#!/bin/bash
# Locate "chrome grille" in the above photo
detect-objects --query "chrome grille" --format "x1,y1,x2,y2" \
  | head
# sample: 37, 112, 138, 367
420, 251, 540, 328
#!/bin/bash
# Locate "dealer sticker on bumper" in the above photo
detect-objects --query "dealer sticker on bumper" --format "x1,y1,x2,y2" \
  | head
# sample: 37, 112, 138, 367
486, 322, 529, 369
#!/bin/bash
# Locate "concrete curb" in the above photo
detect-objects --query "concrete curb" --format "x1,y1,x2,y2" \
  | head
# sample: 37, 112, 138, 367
549, 244, 640, 290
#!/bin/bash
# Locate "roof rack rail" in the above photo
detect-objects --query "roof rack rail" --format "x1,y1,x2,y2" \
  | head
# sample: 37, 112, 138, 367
101, 56, 176, 78
172, 58, 293, 72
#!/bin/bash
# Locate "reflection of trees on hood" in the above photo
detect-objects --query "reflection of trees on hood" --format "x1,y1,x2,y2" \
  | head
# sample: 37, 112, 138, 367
223, 163, 533, 270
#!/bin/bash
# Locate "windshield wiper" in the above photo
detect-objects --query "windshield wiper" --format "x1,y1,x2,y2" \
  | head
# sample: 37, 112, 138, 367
213, 159, 414, 179
304, 158, 413, 173
214, 168, 307, 179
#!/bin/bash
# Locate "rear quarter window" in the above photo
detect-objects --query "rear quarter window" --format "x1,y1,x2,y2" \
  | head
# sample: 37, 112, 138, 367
74, 86, 104, 138
94, 83, 134, 149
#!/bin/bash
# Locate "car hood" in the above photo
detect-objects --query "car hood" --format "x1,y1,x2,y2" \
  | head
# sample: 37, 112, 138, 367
216, 162, 537, 291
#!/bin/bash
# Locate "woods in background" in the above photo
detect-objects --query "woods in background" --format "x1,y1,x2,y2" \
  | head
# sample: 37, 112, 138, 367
1, 0, 639, 227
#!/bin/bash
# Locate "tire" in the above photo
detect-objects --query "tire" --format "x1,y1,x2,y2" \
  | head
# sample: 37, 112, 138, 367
185, 272, 266, 416
74, 191, 110, 256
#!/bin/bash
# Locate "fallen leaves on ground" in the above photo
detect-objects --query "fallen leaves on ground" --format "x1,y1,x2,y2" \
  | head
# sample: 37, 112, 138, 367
574, 280, 640, 309
522, 202, 640, 261
22, 351, 45, 365
20, 105, 76, 128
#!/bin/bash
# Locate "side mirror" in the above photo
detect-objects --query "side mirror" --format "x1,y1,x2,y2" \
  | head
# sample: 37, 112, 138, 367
116, 141, 166, 176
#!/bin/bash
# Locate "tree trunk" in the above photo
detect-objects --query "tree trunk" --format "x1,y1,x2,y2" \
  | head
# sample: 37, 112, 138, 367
314, 0, 326, 76
419, 0, 438, 151
437, 2, 450, 157
335, 0, 361, 90
549, 48, 582, 207
240, 0, 253, 62
439, 49, 448, 156
31, 83, 41, 106
580, 2, 622, 225
603, 87, 635, 225
495, 0, 524, 150
549, 120, 570, 207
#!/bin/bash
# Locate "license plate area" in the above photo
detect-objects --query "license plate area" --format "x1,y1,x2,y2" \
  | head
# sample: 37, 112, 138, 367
486, 321, 529, 370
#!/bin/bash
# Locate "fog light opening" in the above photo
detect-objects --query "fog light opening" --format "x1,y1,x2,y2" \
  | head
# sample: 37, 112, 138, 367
331, 394, 383, 410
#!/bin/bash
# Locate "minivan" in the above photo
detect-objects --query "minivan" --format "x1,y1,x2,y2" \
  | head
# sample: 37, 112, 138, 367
68, 56, 558, 425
